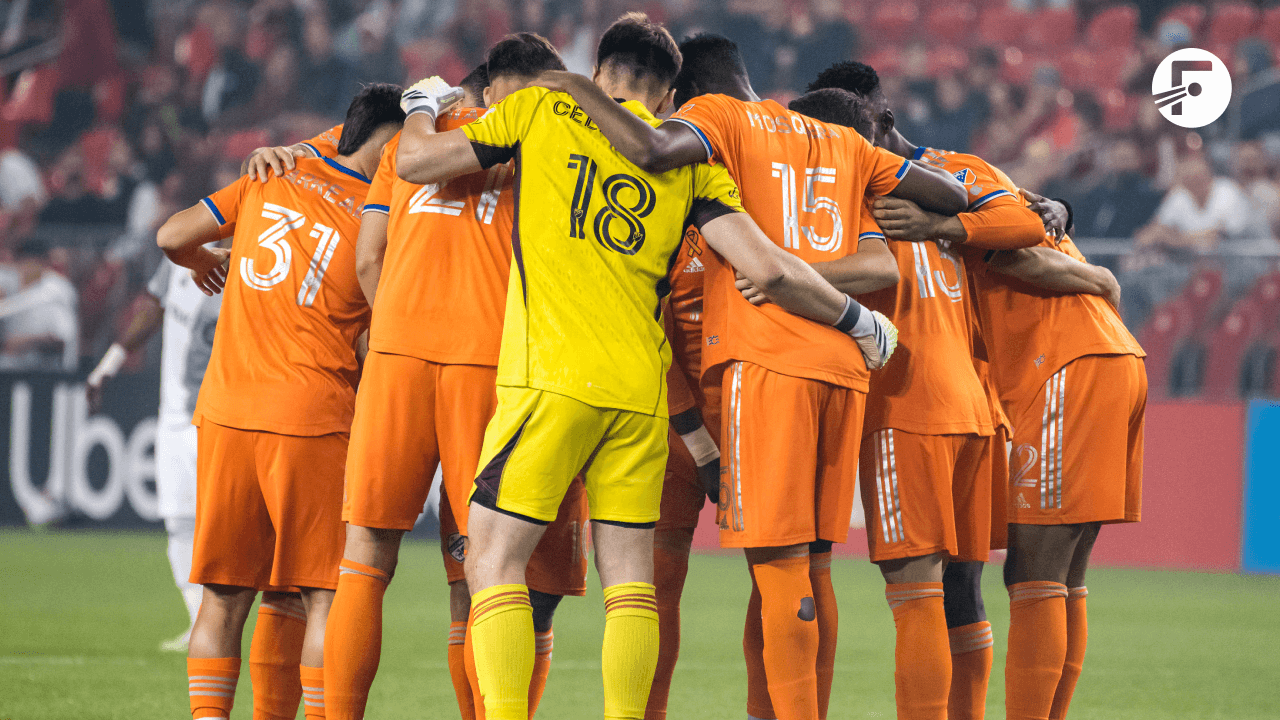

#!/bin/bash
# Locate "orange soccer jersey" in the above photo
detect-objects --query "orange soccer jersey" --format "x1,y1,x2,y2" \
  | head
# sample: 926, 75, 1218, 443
363, 108, 512, 365
196, 155, 372, 435
669, 94, 910, 391
300, 124, 343, 158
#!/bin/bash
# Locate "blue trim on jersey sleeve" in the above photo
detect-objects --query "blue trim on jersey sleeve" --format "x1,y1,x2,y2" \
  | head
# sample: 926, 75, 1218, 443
201, 197, 227, 226
667, 118, 714, 161
913, 146, 928, 160
301, 142, 321, 157
361, 204, 390, 214
323, 157, 371, 184
968, 189, 1013, 210
895, 159, 911, 180
859, 232, 887, 241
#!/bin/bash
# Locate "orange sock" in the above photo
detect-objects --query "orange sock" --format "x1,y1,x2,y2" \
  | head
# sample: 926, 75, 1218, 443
646, 537, 690, 720
449, 621, 476, 720
743, 571, 774, 719
188, 657, 240, 719
464, 610, 486, 720
809, 553, 837, 720
323, 559, 390, 720
1048, 587, 1088, 720
753, 556, 818, 720
1005, 582, 1069, 720
250, 595, 306, 720
885, 583, 950, 720
947, 621, 994, 720
528, 629, 553, 717
300, 665, 325, 719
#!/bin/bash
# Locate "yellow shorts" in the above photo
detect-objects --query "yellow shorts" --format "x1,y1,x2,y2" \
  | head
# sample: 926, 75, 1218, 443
470, 386, 668, 526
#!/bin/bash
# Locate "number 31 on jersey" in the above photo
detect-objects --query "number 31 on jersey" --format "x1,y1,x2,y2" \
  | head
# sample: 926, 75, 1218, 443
240, 202, 342, 307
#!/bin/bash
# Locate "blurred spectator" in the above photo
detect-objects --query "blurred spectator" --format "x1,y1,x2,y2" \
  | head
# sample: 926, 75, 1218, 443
298, 11, 357, 118
200, 3, 260, 125
788, 0, 859, 96
0, 146, 46, 213
1234, 39, 1280, 142
916, 73, 985, 154
0, 236, 78, 371
1234, 141, 1280, 241
1056, 137, 1164, 239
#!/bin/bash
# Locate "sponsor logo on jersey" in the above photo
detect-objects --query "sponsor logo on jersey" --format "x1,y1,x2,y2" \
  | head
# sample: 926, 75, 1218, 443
1153, 48, 1231, 128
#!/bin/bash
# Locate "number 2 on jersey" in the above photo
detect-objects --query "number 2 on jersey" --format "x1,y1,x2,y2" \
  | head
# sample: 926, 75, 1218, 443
240, 202, 341, 306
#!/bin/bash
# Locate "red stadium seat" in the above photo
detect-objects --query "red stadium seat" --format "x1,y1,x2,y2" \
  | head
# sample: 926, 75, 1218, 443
871, 1, 921, 45
978, 6, 1031, 48
925, 3, 978, 47
1026, 8, 1078, 50
1, 64, 58, 126
1262, 6, 1280, 46
1059, 46, 1133, 91
1085, 4, 1139, 48
224, 129, 273, 162
927, 45, 970, 75
1208, 3, 1260, 49
1102, 88, 1138, 130
863, 46, 904, 78
1158, 3, 1207, 40
1201, 271, 1280, 399
1137, 265, 1223, 399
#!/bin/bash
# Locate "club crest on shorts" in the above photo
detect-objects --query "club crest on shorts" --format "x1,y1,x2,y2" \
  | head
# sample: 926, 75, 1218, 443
1152, 48, 1231, 128
446, 533, 467, 563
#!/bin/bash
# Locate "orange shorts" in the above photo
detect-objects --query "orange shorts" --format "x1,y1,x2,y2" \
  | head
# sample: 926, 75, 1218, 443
344, 352, 495, 532
192, 420, 347, 590
1008, 353, 1145, 525
859, 430, 992, 562
718, 361, 865, 548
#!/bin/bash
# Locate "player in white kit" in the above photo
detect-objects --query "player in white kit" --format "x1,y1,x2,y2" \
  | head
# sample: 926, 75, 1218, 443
87, 257, 222, 651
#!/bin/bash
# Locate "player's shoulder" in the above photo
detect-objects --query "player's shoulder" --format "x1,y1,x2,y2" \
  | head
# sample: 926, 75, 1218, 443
917, 147, 1018, 208
438, 105, 487, 132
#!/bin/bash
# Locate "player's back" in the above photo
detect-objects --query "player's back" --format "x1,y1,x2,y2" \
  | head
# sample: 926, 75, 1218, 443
196, 156, 372, 436
460, 86, 743, 416
858, 223, 992, 437
367, 108, 512, 365
669, 94, 910, 390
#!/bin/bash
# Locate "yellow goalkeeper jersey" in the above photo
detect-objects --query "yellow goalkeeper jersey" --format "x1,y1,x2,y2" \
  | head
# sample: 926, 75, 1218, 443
462, 86, 744, 416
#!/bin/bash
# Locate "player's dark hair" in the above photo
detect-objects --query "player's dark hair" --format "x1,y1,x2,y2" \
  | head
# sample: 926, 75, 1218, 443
788, 88, 874, 138
460, 63, 490, 106
807, 60, 882, 99
336, 83, 406, 156
487, 32, 566, 81
673, 33, 748, 108
596, 12, 682, 93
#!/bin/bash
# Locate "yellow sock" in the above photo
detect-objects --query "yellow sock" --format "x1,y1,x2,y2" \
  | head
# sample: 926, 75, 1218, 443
470, 584, 535, 720
602, 582, 660, 720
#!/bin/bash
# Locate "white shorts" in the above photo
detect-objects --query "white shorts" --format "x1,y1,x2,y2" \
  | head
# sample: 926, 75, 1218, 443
156, 420, 198, 520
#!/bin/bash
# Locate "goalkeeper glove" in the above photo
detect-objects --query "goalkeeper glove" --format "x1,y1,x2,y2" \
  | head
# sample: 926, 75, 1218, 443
401, 76, 465, 121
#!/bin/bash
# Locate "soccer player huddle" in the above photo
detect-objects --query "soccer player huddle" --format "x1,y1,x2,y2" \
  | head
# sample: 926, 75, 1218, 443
152, 11, 1145, 720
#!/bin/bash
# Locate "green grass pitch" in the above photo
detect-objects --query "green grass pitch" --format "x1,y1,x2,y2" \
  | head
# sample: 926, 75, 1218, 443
2, 529, 1278, 719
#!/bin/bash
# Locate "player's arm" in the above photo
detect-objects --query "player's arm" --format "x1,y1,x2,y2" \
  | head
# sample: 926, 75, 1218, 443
156, 205, 231, 296
355, 209, 389, 305
670, 405, 721, 503
986, 248, 1121, 307
805, 235, 899, 296
86, 292, 164, 413
533, 70, 708, 173
395, 77, 477, 185
1020, 188, 1071, 242
887, 161, 969, 215
872, 195, 1045, 250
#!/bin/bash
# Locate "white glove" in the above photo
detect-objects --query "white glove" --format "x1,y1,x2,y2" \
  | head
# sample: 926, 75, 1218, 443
401, 76, 465, 120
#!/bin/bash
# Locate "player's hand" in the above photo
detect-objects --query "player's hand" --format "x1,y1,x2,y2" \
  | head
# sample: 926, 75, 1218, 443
525, 70, 584, 93
871, 196, 944, 243
735, 270, 772, 306
246, 146, 307, 183
401, 76, 464, 120
190, 246, 231, 296
697, 459, 720, 505
1020, 188, 1068, 243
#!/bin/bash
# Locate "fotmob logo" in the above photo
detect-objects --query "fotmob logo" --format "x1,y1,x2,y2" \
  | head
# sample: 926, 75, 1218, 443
1153, 48, 1232, 128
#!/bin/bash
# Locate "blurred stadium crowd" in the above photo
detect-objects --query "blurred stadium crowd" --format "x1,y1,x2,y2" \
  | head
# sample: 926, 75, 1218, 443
0, 0, 1278, 396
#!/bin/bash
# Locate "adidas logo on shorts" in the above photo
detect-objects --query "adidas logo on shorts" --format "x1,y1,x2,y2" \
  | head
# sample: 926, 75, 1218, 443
1016, 493, 1032, 509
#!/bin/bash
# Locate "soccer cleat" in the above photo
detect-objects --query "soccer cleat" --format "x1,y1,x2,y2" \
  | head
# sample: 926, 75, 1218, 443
400, 76, 465, 120
160, 628, 191, 653
854, 310, 898, 371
